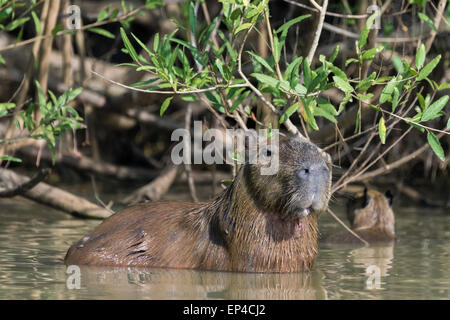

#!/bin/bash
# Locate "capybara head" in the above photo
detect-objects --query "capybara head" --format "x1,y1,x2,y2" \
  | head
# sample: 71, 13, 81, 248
347, 188, 395, 236
244, 137, 332, 220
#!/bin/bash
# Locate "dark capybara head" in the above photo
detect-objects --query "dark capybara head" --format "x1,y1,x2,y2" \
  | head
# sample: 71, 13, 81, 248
347, 188, 395, 235
244, 136, 332, 220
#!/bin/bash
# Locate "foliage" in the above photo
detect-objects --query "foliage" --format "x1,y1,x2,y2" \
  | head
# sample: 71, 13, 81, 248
117, 0, 448, 161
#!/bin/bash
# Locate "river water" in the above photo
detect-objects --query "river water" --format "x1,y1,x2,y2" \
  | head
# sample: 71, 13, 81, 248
0, 182, 449, 299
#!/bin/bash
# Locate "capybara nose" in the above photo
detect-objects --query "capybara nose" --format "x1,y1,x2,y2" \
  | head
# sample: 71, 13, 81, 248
297, 163, 330, 212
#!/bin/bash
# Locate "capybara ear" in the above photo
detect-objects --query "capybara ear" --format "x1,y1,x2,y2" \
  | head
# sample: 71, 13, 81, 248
385, 190, 393, 206
362, 188, 370, 208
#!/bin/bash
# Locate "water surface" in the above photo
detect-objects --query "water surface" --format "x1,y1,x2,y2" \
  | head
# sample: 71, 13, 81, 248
0, 183, 449, 299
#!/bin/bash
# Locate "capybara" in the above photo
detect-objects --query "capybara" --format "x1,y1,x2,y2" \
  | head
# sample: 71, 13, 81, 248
322, 189, 395, 244
65, 137, 332, 272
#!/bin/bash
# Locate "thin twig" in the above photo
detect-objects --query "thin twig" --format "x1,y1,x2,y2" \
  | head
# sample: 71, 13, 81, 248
327, 208, 369, 246
90, 70, 247, 95
322, 22, 431, 43
307, 0, 328, 64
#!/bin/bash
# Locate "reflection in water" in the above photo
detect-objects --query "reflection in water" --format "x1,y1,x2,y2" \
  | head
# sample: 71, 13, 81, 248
0, 195, 449, 299
350, 244, 394, 278
74, 267, 327, 300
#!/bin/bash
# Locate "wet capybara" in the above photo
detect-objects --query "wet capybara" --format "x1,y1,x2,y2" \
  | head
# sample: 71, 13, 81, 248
65, 137, 332, 272
322, 189, 395, 244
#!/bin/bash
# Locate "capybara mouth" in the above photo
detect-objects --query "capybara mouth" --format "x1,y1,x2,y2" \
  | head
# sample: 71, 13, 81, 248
295, 206, 314, 219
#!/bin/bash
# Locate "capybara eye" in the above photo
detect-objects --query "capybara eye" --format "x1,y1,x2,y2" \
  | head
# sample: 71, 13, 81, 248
260, 148, 272, 157
298, 168, 309, 179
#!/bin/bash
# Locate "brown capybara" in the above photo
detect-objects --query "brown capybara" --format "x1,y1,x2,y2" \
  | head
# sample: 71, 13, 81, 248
321, 189, 395, 244
65, 137, 332, 272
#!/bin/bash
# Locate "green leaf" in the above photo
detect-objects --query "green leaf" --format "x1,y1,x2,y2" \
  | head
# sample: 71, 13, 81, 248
354, 106, 361, 133
67, 87, 83, 101
230, 8, 242, 21
284, 56, 303, 87
279, 102, 298, 124
293, 84, 307, 95
145, 0, 163, 9
275, 14, 311, 34
34, 80, 46, 106
421, 95, 449, 122
447, 117, 450, 129
31, 11, 41, 35
153, 33, 160, 52
0, 155, 22, 163
378, 116, 386, 144
120, 27, 139, 61
181, 94, 197, 102
303, 58, 311, 89
5, 17, 29, 31
88, 27, 115, 39
314, 105, 337, 123
417, 55, 441, 81
361, 46, 383, 61
427, 131, 445, 161
97, 6, 110, 22
188, 1, 197, 35
330, 45, 339, 63
170, 38, 205, 66
357, 93, 374, 101
337, 93, 352, 115
230, 90, 250, 112
110, 8, 119, 20
418, 12, 438, 32
438, 82, 450, 91
301, 98, 319, 130
333, 76, 353, 93
251, 73, 290, 91
234, 23, 252, 34
160, 97, 173, 116
131, 33, 153, 58
417, 93, 426, 110
273, 34, 280, 64
392, 87, 400, 111
379, 77, 397, 104
392, 55, 404, 74
360, 12, 377, 49
0, 102, 16, 111
356, 72, 376, 92
51, 23, 63, 37
247, 51, 274, 74
317, 98, 337, 116
415, 43, 426, 69
0, 53, 5, 65
345, 58, 359, 67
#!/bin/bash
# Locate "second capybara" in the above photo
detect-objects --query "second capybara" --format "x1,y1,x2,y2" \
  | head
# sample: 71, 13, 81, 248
321, 189, 395, 244
65, 137, 332, 272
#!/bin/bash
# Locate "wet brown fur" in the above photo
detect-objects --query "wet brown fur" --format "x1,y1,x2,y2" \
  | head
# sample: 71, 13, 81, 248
65, 138, 332, 272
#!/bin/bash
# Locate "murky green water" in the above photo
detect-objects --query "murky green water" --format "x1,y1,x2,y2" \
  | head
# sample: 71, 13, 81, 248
0, 183, 449, 299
